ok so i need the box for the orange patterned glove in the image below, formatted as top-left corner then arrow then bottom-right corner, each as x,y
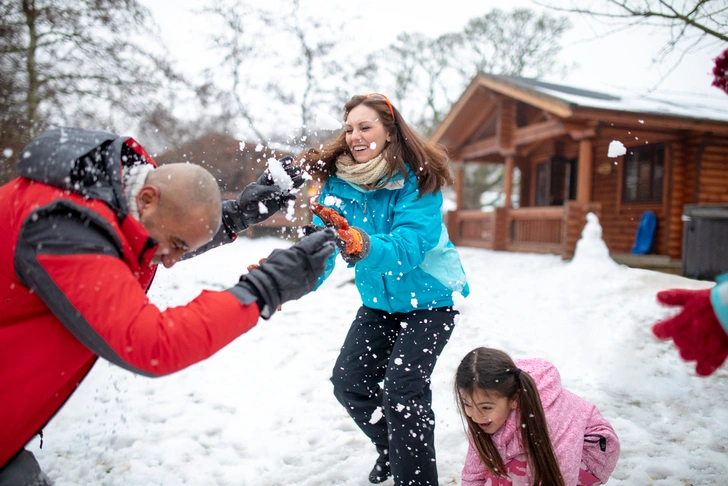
310,202 -> 370,263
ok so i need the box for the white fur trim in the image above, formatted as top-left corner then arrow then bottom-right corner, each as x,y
123,164 -> 154,220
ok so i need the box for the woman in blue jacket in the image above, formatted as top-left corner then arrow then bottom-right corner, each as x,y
301,93 -> 469,485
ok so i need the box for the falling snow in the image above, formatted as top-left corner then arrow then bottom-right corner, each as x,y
25,217 -> 728,485
369,406 -> 384,424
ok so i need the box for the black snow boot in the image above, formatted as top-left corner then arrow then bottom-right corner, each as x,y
368,450 -> 391,484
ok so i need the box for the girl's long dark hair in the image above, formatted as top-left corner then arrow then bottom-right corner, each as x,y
298,94 -> 453,195
454,348 -> 565,486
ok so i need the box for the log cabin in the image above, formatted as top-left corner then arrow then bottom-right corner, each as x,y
432,73 -> 728,275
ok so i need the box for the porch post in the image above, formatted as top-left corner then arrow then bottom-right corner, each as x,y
504,156 -> 515,209
455,163 -> 464,210
577,138 -> 593,203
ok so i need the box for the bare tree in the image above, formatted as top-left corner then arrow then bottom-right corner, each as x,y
360,8 -> 571,134
201,0 -> 351,149
456,9 -> 572,80
0,0 -> 186,183
200,0 -> 271,144
273,0 -> 344,144
2,0 -> 184,138
535,0 -> 728,83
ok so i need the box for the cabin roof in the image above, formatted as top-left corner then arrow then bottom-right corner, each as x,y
432,72 -> 728,148
498,74 -> 728,123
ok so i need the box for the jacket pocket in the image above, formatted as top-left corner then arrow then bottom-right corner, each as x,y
584,433 -> 607,452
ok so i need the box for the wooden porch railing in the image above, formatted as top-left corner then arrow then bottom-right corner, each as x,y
507,207 -> 565,254
447,209 -> 495,248
445,202 -> 601,259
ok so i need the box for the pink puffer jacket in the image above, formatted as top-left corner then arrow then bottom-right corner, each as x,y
461,358 -> 620,486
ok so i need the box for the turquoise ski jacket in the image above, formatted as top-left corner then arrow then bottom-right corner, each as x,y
314,168 -> 469,314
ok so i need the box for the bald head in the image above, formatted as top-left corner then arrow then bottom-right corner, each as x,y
145,163 -> 222,234
138,163 -> 222,267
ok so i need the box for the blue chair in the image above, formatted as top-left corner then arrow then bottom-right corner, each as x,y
632,210 -> 657,254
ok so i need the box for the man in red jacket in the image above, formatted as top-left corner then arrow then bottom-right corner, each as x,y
0,127 -> 336,485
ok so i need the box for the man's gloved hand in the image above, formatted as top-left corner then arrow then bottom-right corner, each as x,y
653,288 -> 728,376
301,224 -> 371,265
222,156 -> 306,235
235,228 -> 336,318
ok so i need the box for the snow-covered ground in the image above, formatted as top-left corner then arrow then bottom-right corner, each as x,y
28,216 -> 728,485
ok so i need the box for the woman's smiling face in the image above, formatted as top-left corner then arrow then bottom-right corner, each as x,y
461,388 -> 518,434
345,104 -> 391,163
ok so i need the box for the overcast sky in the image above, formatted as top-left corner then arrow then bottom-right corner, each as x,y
143,0 -> 722,100
133,0 -> 726,148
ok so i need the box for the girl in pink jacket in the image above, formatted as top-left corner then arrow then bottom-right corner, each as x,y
455,348 -> 619,486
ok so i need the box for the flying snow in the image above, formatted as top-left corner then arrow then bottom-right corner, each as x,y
607,140 -> 627,157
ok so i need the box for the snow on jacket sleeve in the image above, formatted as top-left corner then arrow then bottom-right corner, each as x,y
15,199 -> 261,377
357,176 -> 443,275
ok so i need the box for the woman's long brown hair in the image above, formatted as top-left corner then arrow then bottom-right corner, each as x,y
454,348 -> 565,486
298,94 -> 453,195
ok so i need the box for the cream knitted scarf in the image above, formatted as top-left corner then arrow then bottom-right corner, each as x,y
335,153 -> 390,188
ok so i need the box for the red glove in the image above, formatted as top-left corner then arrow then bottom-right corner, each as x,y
653,288 -> 728,376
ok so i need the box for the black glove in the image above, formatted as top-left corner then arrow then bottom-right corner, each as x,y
234,228 -> 336,318
221,156 -> 306,235
301,224 -> 371,265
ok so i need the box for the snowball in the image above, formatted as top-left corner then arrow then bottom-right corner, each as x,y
607,140 -> 626,158
2,148 -> 12,158
266,157 -> 293,192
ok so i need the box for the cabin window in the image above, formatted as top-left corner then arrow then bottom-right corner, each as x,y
622,144 -> 664,203
535,157 -> 577,206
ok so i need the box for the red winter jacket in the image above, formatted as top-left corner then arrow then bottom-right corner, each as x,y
0,128 -> 261,468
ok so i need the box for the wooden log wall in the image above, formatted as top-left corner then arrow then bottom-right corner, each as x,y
666,138 -> 690,260
665,135 -> 728,260
590,130 -> 677,255
698,141 -> 728,204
